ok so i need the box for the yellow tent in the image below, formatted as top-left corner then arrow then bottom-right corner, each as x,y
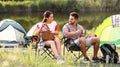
95,14 -> 120,46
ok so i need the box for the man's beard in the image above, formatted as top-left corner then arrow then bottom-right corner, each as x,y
69,22 -> 75,25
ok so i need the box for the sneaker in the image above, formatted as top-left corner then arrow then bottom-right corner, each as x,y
57,59 -> 64,64
56,56 -> 64,64
82,57 -> 90,63
92,57 -> 100,63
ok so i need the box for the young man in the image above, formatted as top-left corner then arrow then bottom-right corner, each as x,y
62,12 -> 100,63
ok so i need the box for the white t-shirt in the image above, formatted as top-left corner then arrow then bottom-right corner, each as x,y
37,21 -> 59,32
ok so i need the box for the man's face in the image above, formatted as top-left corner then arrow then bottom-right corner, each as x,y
69,15 -> 77,24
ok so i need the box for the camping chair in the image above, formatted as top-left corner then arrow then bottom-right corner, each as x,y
24,36 -> 33,47
62,37 -> 90,62
25,35 -> 55,60
35,36 -> 55,60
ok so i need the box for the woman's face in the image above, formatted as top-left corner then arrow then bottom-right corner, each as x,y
46,14 -> 54,22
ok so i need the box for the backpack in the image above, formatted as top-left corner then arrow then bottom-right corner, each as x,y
100,43 -> 119,63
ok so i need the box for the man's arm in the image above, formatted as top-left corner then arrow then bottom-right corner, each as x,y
65,30 -> 82,37
81,30 -> 86,37
62,25 -> 82,38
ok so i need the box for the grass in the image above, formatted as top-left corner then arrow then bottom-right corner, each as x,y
0,45 -> 120,67
0,30 -> 120,67
0,46 -> 80,67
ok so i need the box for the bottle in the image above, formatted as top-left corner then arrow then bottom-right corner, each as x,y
38,33 -> 45,50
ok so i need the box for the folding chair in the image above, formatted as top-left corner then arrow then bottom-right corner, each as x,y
37,38 -> 56,60
24,36 -> 33,47
62,37 -> 90,62
25,35 -> 55,60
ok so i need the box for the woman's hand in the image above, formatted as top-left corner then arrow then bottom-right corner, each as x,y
42,23 -> 46,26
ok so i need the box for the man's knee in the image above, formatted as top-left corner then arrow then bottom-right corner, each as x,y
79,37 -> 86,42
79,37 -> 86,46
94,37 -> 100,43
91,37 -> 100,45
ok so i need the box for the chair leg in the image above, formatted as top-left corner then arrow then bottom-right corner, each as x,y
64,46 -> 81,62
39,48 -> 55,60
34,47 -> 37,56
65,46 -> 91,62
63,45 -> 65,55
71,51 -> 78,59
71,51 -> 82,62
43,48 -> 55,59
75,51 -> 83,62
75,46 -> 91,62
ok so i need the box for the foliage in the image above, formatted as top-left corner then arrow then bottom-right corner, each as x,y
0,0 -> 120,13
1,11 -> 118,32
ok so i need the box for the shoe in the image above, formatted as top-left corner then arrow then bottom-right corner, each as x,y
82,57 -> 90,63
57,59 -> 64,64
56,55 -> 64,64
92,57 -> 100,63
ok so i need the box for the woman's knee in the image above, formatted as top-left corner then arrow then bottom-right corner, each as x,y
49,41 -> 55,44
54,37 -> 60,41
45,40 -> 55,46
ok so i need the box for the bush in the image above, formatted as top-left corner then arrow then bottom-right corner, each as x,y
0,3 -> 5,13
0,0 -> 119,13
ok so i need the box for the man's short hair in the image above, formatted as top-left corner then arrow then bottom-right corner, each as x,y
70,12 -> 79,19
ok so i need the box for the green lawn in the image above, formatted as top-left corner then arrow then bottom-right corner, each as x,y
0,45 -> 120,67
0,30 -> 120,67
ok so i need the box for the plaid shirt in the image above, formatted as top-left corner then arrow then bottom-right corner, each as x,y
62,23 -> 85,40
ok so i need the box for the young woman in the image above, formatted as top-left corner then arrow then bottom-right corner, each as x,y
34,10 -> 64,63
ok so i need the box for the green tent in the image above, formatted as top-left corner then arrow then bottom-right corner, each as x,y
95,14 -> 120,46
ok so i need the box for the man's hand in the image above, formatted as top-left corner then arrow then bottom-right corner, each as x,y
76,30 -> 82,35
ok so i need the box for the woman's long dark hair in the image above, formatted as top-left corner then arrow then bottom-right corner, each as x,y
42,10 -> 53,23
